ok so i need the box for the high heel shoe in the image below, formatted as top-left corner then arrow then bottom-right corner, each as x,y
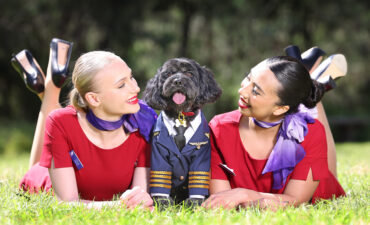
301,46 -> 326,73
310,54 -> 347,81
317,75 -> 337,92
50,38 -> 73,88
284,45 -> 302,61
285,45 -> 326,72
11,50 -> 45,94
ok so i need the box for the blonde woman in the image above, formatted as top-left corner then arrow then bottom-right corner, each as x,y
13,39 -> 156,209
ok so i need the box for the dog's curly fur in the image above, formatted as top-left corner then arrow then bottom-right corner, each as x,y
143,58 -> 222,120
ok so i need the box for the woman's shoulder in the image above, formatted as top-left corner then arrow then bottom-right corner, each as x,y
48,105 -> 78,124
210,110 -> 241,127
209,110 -> 241,138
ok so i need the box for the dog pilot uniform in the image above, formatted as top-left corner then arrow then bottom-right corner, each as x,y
150,111 -> 211,202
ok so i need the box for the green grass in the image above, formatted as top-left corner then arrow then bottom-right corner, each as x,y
0,143 -> 369,225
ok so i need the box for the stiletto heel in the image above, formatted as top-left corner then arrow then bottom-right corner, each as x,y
317,75 -> 337,92
11,50 -> 45,94
311,54 -> 347,80
311,54 -> 347,92
301,47 -> 326,72
50,38 -> 73,88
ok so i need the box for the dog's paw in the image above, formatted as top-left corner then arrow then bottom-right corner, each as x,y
153,196 -> 174,210
184,197 -> 204,208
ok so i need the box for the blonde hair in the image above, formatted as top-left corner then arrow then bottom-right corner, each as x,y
69,51 -> 121,112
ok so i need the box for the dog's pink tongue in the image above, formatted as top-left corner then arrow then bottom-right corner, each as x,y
173,92 -> 186,105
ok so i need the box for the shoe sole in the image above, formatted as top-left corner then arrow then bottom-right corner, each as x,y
311,54 -> 347,80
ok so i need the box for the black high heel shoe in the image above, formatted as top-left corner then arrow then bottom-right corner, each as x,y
284,45 -> 326,72
50,38 -> 73,88
301,47 -> 326,72
11,50 -> 45,94
284,45 -> 302,61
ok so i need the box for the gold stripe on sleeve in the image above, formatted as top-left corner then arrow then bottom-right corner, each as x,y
150,179 -> 172,184
150,171 -> 172,175
189,176 -> 210,180
150,174 -> 172,179
189,180 -> 210,184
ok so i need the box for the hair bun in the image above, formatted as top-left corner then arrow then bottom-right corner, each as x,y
303,80 -> 325,108
70,87 -> 88,112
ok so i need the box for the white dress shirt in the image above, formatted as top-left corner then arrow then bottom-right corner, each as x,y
161,110 -> 201,144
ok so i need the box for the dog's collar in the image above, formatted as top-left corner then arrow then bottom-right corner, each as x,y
182,111 -> 195,117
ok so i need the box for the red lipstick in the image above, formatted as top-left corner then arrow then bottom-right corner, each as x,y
128,95 -> 139,104
238,98 -> 249,109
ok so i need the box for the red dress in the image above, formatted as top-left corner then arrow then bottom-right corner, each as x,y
20,106 -> 150,201
210,110 -> 345,203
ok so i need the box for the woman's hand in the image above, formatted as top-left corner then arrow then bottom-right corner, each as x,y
202,188 -> 250,209
120,186 -> 154,210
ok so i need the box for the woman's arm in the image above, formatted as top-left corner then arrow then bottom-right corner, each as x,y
131,167 -> 150,191
120,167 -> 153,209
48,159 -> 79,201
49,164 -> 153,209
49,159 -> 122,209
209,179 -> 232,194
203,169 -> 318,209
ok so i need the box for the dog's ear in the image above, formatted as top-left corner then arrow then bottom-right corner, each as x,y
194,66 -> 222,107
143,68 -> 168,110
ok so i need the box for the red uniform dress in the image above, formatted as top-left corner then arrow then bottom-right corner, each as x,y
20,106 -> 150,201
210,110 -> 345,203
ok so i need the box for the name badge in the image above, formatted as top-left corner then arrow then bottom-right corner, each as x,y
69,150 -> 83,170
219,163 -> 235,176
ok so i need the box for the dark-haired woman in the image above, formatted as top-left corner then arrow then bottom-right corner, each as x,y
203,56 -> 345,209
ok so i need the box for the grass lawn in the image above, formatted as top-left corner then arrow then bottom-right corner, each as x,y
0,142 -> 369,225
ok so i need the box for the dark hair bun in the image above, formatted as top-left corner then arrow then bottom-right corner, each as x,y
303,80 -> 325,108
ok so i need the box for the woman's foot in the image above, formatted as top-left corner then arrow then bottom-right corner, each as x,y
11,50 -> 45,100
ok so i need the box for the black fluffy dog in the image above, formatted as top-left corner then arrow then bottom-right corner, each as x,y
143,58 -> 222,207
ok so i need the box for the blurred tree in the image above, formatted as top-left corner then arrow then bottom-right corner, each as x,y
0,0 -> 369,140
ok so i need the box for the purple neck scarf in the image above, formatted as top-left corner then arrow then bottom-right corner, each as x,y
86,99 -> 157,142
253,110 -> 315,189
252,118 -> 283,128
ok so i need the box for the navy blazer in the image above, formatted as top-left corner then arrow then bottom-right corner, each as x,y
150,111 -> 211,200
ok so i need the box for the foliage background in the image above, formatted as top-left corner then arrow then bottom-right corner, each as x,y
0,0 -> 369,148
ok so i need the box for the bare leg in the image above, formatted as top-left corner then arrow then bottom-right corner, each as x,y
316,102 -> 337,177
308,56 -> 338,178
28,47 -> 66,168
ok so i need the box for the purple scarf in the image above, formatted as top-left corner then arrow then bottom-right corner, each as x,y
86,99 -> 157,142
253,109 -> 315,189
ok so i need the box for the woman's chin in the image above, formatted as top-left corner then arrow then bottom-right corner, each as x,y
238,107 -> 251,116
124,103 -> 140,114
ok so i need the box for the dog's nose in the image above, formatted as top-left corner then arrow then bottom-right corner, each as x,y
174,78 -> 182,86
